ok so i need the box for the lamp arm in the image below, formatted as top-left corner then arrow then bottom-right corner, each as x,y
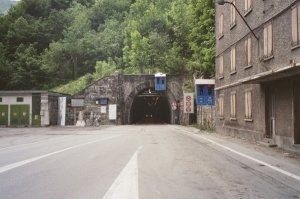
229,2 -> 259,40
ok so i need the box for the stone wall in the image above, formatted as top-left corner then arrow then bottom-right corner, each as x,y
196,106 -> 215,129
121,74 -> 184,124
66,72 -> 185,125
66,72 -> 121,126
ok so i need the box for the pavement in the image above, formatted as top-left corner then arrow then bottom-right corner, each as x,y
179,125 -> 300,161
0,125 -> 300,198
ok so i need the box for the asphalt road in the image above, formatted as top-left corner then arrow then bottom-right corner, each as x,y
0,125 -> 300,199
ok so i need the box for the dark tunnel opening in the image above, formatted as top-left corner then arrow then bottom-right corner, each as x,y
130,88 -> 171,124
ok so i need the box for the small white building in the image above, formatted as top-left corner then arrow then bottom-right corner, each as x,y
0,91 -> 67,127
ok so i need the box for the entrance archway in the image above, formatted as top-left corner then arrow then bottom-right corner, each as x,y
130,87 -> 171,124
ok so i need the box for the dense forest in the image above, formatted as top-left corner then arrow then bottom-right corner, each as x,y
0,0 -> 215,94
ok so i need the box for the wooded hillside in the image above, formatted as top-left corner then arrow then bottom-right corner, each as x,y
0,0 -> 215,93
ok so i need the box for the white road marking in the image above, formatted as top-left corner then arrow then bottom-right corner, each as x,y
102,146 -> 143,199
175,127 -> 300,181
0,135 -> 72,150
0,135 -> 124,174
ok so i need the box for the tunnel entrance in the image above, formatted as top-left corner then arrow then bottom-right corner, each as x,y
130,87 -> 171,124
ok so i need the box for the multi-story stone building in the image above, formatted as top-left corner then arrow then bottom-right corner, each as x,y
215,0 -> 300,148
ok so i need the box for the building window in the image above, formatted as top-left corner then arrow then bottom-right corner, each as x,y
245,89 -> 252,121
291,3 -> 300,47
230,46 -> 236,74
219,94 -> 224,119
219,55 -> 224,79
230,92 -> 236,120
244,0 -> 252,15
230,0 -> 236,28
263,22 -> 273,59
244,36 -> 252,67
17,97 -> 23,102
219,13 -> 224,39
0,97 -> 2,102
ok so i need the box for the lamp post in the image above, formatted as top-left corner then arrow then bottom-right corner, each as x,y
216,0 -> 258,40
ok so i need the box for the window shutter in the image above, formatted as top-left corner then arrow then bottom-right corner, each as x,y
230,94 -> 233,117
292,6 -> 298,44
248,91 -> 252,118
222,14 -> 224,35
248,37 -> 252,65
245,92 -> 248,118
231,93 -> 236,118
231,3 -> 233,25
219,56 -> 223,77
264,26 -> 268,57
233,47 -> 236,71
220,14 -> 224,37
298,5 -> 300,43
245,39 -> 248,65
231,1 -> 236,25
233,1 -> 236,22
222,96 -> 224,117
244,39 -> 248,66
268,23 -> 273,56
219,97 -> 221,116
231,48 -> 233,72
234,93 -> 236,118
219,95 -> 224,117
219,16 -> 221,36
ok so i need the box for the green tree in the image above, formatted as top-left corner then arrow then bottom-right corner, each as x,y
94,58 -> 117,79
187,0 -> 215,78
0,43 -> 10,89
7,44 -> 43,89
166,0 -> 192,75
127,30 -> 150,74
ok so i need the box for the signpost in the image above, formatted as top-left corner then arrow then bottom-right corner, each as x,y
183,93 -> 194,113
171,101 -> 177,110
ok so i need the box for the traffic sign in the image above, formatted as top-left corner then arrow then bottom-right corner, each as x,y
171,101 -> 177,110
183,93 -> 194,113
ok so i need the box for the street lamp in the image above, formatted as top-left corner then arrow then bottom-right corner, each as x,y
216,0 -> 258,40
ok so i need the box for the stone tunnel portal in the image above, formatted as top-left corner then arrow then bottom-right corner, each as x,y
130,88 -> 171,124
